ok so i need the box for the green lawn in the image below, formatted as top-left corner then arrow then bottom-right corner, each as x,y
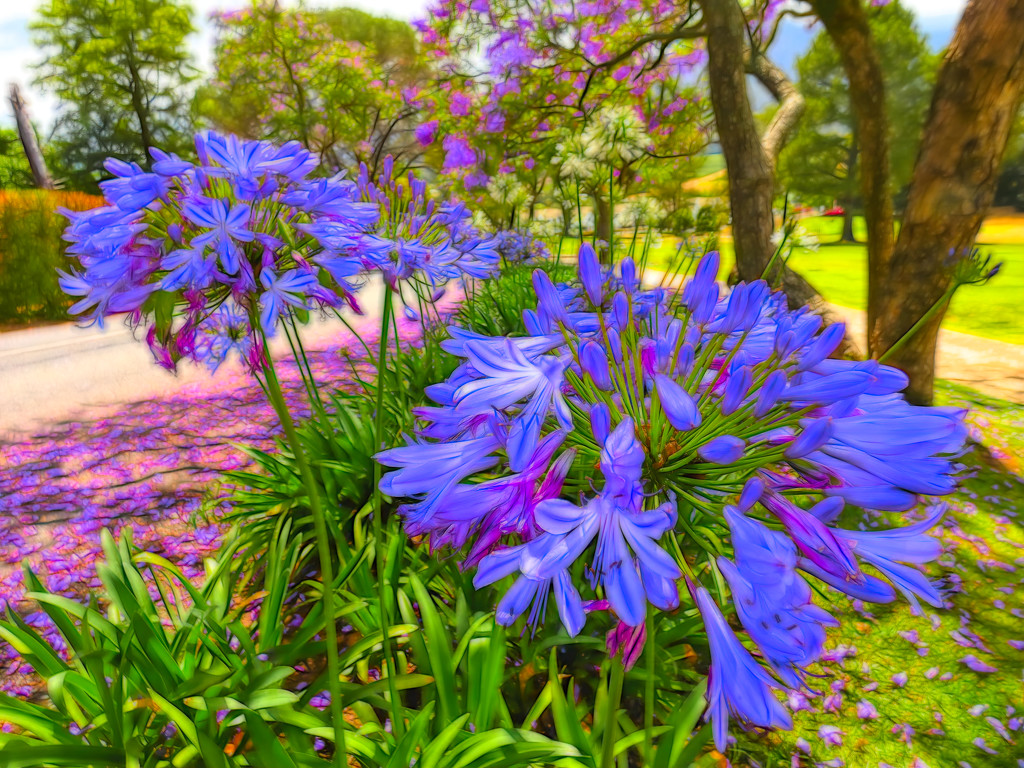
689,153 -> 726,177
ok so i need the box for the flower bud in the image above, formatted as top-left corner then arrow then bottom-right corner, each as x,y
755,369 -> 787,417
532,269 -> 569,326
808,497 -> 844,524
578,242 -> 604,306
620,257 -> 638,293
692,282 -> 720,325
785,418 -> 833,459
590,402 -> 611,444
738,477 -> 765,511
721,365 -> 753,415
522,308 -> 546,336
675,343 -> 695,377
612,291 -> 630,330
798,322 -> 845,371
606,327 -> 623,364
698,435 -> 745,464
782,371 -> 874,405
683,251 -> 719,310
654,374 -> 701,431
580,341 -> 612,390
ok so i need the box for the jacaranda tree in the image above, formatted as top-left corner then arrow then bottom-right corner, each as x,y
414,0 -> 709,241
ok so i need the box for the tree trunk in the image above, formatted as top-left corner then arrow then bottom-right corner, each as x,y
8,84 -> 54,190
840,209 -> 856,243
840,136 -> 859,243
124,47 -> 154,161
875,0 -> 1024,403
700,0 -> 775,280
700,0 -> 859,357
813,0 -> 896,353
561,202 -> 573,237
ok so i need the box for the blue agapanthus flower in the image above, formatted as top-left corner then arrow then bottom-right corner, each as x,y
340,156 -> 499,289
493,230 -> 551,264
378,245 -> 966,751
60,132 -> 496,373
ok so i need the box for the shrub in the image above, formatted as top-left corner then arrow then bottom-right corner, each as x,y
694,203 -> 724,234
0,190 -> 101,325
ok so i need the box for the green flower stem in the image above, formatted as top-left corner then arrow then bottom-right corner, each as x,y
389,291 -> 408,413
575,176 -> 585,246
627,223 -> 639,260
255,329 -> 347,766
669,503 -> 721,557
282,316 -> 329,426
878,283 -> 958,364
331,307 -> 377,366
640,226 -> 654,274
608,164 -> 615,264
644,613 -> 656,766
372,283 -> 405,739
600,659 -> 625,768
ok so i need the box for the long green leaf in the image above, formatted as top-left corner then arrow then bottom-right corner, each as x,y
407,575 -> 458,724
546,650 -> 593,764
242,711 -> 299,767
0,743 -> 125,767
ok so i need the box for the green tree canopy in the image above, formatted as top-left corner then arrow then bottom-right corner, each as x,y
0,130 -> 35,190
778,0 -> 936,234
198,3 -> 429,175
31,0 -> 197,189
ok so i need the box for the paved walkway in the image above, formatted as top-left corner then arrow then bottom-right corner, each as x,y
0,278 -> 386,441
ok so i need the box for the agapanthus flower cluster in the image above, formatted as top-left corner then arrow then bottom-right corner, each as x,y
378,244 -> 966,750
59,133 -> 496,371
492,230 -> 551,264
345,156 -> 499,290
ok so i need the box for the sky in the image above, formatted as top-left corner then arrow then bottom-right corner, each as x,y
0,0 -> 967,133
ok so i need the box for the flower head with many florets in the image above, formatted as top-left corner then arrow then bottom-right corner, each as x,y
378,243 -> 966,751
60,133 -> 497,372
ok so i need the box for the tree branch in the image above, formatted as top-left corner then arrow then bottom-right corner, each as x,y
745,50 -> 805,172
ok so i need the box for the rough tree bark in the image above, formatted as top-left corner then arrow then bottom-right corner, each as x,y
8,84 -> 55,190
700,0 -> 775,281
748,52 -> 806,173
879,0 -> 1024,403
813,0 -> 895,346
699,0 -> 858,354
817,0 -> 1024,403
